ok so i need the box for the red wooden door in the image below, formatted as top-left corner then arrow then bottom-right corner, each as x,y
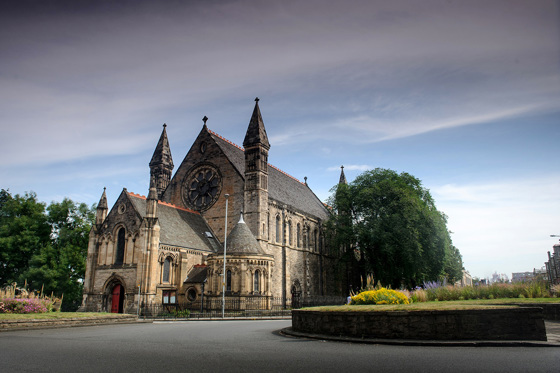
111,284 -> 122,313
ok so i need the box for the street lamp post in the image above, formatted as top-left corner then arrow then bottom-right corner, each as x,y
222,194 -> 229,318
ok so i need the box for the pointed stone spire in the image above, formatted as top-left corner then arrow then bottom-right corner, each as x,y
146,176 -> 158,218
96,187 -> 108,225
339,165 -> 347,185
150,124 -> 173,167
150,124 -> 174,200
243,97 -> 270,150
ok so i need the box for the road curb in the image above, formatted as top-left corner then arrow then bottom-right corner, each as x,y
280,326 -> 560,347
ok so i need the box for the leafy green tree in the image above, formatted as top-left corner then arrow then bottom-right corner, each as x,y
0,189 -> 50,286
327,168 -> 461,289
443,244 -> 463,284
1,189 -> 94,311
23,199 -> 94,311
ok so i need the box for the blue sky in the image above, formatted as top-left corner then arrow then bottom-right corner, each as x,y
1,0 -> 559,280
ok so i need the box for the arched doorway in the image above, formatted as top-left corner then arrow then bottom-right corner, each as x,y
111,284 -> 124,313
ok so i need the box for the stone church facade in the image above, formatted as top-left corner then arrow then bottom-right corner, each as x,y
81,99 -> 339,313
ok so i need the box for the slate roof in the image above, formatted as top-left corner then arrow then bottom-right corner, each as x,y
184,265 -> 208,284
218,214 -> 266,255
208,130 -> 329,221
128,193 -> 219,252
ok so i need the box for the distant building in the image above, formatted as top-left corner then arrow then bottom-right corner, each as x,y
455,269 -> 472,287
511,268 -> 547,283
512,272 -> 532,282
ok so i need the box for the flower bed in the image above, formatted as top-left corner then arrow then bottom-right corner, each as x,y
0,298 -> 53,314
351,288 -> 409,305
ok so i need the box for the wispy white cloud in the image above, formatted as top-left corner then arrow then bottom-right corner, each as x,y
431,176 -> 560,277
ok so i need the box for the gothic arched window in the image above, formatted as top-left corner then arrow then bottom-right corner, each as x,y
288,221 -> 293,246
314,229 -> 318,252
275,215 -> 281,243
115,228 -> 125,265
296,224 -> 301,248
226,270 -> 232,292
254,270 -> 260,293
163,257 -> 171,283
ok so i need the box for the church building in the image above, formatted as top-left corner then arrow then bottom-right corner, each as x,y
80,98 -> 339,313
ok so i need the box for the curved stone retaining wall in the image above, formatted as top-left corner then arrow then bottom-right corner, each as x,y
0,314 -> 139,332
292,307 -> 547,341
511,303 -> 560,321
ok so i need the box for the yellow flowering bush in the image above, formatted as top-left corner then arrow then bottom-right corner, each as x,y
351,288 -> 410,305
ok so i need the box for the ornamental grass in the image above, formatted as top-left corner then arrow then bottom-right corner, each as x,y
412,280 -> 551,302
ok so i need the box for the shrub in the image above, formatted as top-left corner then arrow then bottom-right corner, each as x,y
173,309 -> 190,318
351,288 -> 410,305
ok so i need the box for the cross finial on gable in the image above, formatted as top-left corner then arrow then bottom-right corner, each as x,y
163,123 -> 167,128
202,116 -> 208,126
255,97 -> 259,102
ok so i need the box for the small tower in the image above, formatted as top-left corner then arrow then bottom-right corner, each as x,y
149,124 -> 174,200
96,187 -> 108,225
206,212 -> 274,299
243,98 -> 270,241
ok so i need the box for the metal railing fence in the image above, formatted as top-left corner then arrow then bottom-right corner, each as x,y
138,295 -> 346,319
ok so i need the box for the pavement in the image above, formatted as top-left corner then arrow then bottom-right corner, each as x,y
5,320 -> 559,373
2,314 -> 560,347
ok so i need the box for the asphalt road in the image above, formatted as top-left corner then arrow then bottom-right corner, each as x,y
1,320 -> 559,372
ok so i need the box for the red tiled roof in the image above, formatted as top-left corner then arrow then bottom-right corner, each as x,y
128,192 -> 200,215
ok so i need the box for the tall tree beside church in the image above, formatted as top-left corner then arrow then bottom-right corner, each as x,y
23,199 -> 94,310
327,169 -> 461,289
0,190 -> 50,286
0,189 -> 94,311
